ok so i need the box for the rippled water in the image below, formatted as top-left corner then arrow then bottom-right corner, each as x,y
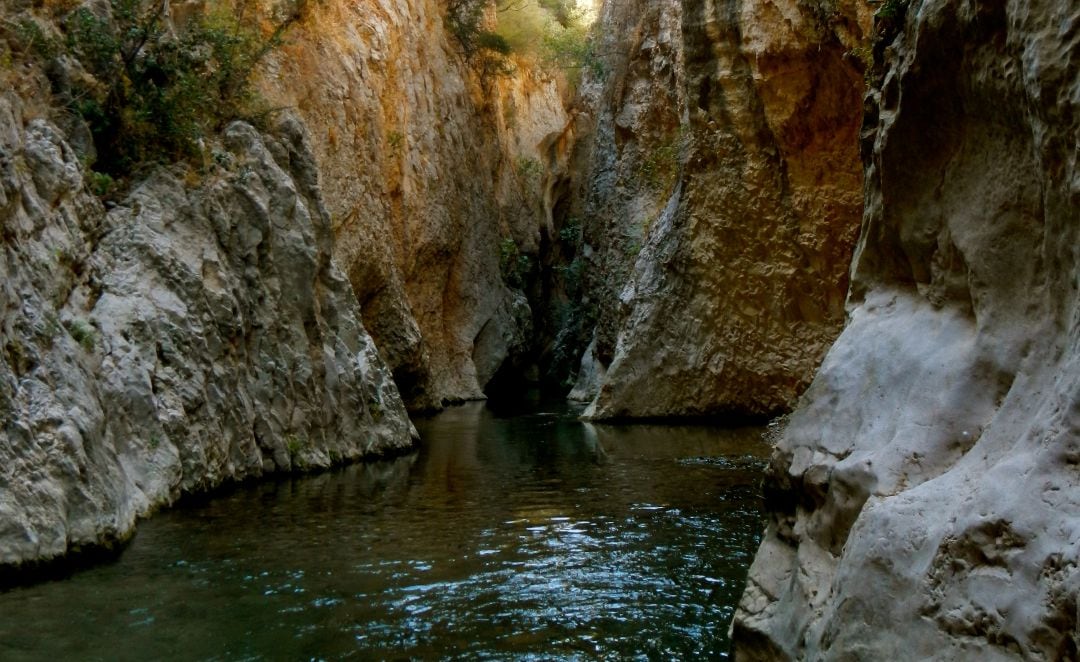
0,401 -> 770,660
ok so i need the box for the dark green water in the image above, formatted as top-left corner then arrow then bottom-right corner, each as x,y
0,401 -> 770,660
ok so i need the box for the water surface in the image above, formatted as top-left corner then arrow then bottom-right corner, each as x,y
0,401 -> 769,660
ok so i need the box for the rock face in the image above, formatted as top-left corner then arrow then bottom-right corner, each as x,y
733,0 -> 1079,656
0,94 -> 415,566
572,0 -> 870,419
259,0 -> 570,411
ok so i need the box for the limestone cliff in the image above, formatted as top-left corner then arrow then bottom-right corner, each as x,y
570,0 -> 870,419
258,0 -> 570,411
0,0 -> 577,566
733,0 -> 1079,656
0,88 -> 415,565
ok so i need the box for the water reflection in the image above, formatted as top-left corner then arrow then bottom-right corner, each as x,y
0,401 -> 769,660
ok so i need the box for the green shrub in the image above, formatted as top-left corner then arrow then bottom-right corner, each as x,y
516,155 -> 542,181
285,434 -> 308,466
368,399 -> 383,421
541,21 -> 602,80
87,170 -> 115,197
875,0 -> 908,20
45,0 -> 306,182
638,129 -> 685,190
476,30 -> 512,56
10,18 -> 59,60
446,0 -> 485,53
555,256 -> 585,295
450,0 -> 601,84
499,237 -> 532,289
65,318 -> 96,351
558,216 -> 581,243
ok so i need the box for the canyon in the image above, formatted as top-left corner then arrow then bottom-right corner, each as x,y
0,0 -> 1076,657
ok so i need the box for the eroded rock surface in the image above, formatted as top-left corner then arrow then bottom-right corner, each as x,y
0,97 -> 414,566
574,0 -> 870,419
733,0 -> 1079,656
259,0 -> 570,410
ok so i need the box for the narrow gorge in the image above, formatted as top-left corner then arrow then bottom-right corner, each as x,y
0,0 -> 1075,658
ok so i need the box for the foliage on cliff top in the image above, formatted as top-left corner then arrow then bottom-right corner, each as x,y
7,0 -> 309,183
447,0 -> 601,84
498,0 -> 599,73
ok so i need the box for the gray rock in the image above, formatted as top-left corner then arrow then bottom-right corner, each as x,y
0,99 -> 415,566
567,334 -> 606,403
733,0 -> 1080,656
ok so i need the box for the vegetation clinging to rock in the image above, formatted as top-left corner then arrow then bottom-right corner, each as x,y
447,0 -> 601,85
7,0 -> 308,183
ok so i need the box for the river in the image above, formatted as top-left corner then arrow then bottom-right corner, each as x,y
0,399 -> 770,660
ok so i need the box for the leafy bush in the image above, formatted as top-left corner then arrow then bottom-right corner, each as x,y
555,256 -> 585,295
87,170 -> 115,197
10,18 -> 59,60
476,30 -> 512,56
447,0 -> 517,81
33,0 -> 306,181
558,216 -> 581,243
448,0 -> 601,84
516,155 -> 542,181
499,238 -> 532,289
635,125 -> 686,190
875,0 -> 908,20
541,20 -> 602,79
65,318 -> 96,351
446,0 -> 486,53
285,434 -> 309,467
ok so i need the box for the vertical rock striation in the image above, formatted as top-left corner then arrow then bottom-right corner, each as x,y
258,0 -> 570,411
572,0 -> 871,419
0,92 -> 415,565
0,0 -> 575,567
734,0 -> 1079,656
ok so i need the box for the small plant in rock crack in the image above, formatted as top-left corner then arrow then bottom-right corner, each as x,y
874,0 -> 909,20
286,435 -> 305,456
499,238 -> 532,290
516,156 -> 543,182
368,398 -> 383,421
285,434 -> 309,467
638,130 -> 685,191
387,130 -> 405,152
87,170 -> 116,198
65,318 -> 96,351
555,256 -> 586,296
558,216 -> 582,244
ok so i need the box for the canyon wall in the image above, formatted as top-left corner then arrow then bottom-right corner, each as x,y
733,0 -> 1079,656
0,88 -> 415,565
569,0 -> 871,419
258,0 -> 570,411
0,0 -> 572,566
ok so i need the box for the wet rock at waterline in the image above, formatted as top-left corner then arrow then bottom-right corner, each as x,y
732,0 -> 1080,656
0,100 -> 414,566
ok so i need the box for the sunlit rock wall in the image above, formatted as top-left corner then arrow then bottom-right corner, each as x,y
259,0 -> 571,411
572,0 -> 870,419
733,0 -> 1079,656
